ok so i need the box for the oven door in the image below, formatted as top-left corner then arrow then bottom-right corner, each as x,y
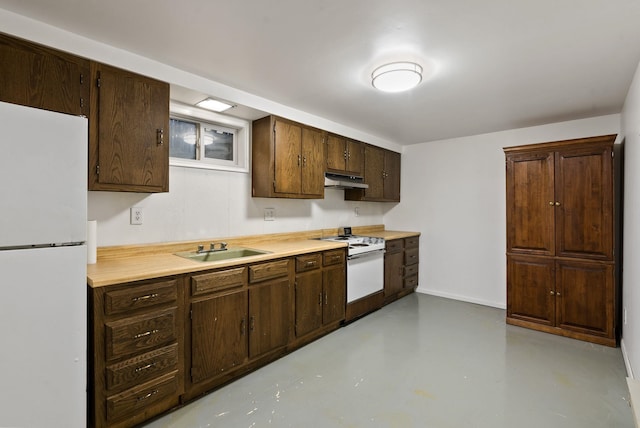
347,249 -> 384,303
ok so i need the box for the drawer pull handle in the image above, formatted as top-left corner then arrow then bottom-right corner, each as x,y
324,292 -> 328,305
134,362 -> 156,373
132,293 -> 158,302
137,389 -> 158,402
305,261 -> 316,267
134,329 -> 159,339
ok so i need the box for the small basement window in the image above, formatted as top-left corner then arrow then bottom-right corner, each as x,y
169,101 -> 249,173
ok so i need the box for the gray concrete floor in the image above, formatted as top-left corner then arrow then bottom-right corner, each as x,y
145,294 -> 632,428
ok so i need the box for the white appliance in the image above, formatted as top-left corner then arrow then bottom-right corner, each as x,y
321,234 -> 385,302
0,101 -> 88,428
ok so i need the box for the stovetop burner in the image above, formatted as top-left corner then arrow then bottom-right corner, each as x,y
321,234 -> 385,256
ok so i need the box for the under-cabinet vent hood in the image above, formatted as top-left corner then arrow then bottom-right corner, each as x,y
324,172 -> 369,189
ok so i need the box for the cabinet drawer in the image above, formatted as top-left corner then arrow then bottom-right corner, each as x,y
106,308 -> 177,360
191,267 -> 247,296
296,254 -> 321,272
405,248 -> 419,266
104,279 -> 177,316
385,239 -> 403,254
404,236 -> 419,249
106,371 -> 179,422
404,264 -> 419,277
249,259 -> 290,283
106,344 -> 178,391
404,275 -> 418,289
323,250 -> 344,266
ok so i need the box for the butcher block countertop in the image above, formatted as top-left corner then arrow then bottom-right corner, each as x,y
87,225 -> 420,288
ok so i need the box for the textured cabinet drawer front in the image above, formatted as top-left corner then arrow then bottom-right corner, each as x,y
404,236 -> 419,249
323,250 -> 344,266
296,254 -> 321,272
249,259 -> 290,283
404,275 -> 418,289
405,248 -> 419,265
385,239 -> 403,254
404,264 -> 419,277
106,343 -> 178,391
106,371 -> 178,422
106,308 -> 177,360
191,267 -> 247,296
104,279 -> 177,316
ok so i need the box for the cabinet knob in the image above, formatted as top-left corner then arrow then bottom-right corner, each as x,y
550,290 -> 555,295
549,201 -> 554,206
555,202 -> 561,206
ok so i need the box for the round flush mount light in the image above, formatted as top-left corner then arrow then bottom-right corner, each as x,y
371,62 -> 423,93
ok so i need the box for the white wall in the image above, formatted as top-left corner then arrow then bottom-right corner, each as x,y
88,167 -> 386,246
621,60 -> 640,378
384,114 -> 621,308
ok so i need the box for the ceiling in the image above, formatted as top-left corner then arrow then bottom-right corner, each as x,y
2,0 -> 640,145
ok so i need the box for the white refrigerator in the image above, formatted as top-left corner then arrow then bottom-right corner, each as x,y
0,101 -> 87,428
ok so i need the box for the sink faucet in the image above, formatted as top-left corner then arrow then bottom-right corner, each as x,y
208,242 -> 228,252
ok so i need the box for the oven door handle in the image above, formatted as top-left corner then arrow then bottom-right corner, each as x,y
347,248 -> 386,261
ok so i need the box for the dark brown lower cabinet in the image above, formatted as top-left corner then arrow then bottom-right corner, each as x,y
190,289 -> 248,384
507,255 -> 615,345
384,236 -> 419,304
294,249 -> 346,340
248,277 -> 290,359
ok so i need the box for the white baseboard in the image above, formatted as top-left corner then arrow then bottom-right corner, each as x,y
623,338 -> 634,379
416,286 -> 506,310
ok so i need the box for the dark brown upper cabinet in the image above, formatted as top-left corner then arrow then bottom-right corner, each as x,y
325,134 -> 363,176
0,33 -> 89,117
89,62 -> 170,192
252,115 -> 325,199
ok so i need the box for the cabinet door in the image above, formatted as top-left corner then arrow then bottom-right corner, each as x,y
190,290 -> 247,384
274,119 -> 302,194
506,151 -> 555,255
384,250 -> 404,298
383,150 -> 401,201
295,271 -> 323,337
90,63 -> 169,192
301,127 -> 324,197
323,264 -> 346,325
555,146 -> 613,260
346,140 -> 363,175
555,260 -> 614,338
506,255 -> 555,326
0,34 -> 89,116
326,134 -> 346,171
248,278 -> 290,359
364,145 -> 385,200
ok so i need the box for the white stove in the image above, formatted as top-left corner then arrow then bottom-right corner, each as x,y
321,234 -> 385,303
321,235 -> 385,257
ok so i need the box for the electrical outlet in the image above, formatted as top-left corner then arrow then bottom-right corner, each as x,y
264,208 -> 275,221
130,207 -> 143,225
354,207 -> 360,217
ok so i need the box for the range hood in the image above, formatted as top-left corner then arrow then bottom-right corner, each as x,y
324,172 -> 369,189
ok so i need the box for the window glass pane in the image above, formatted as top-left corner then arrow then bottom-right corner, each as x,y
170,118 -> 197,160
203,126 -> 234,161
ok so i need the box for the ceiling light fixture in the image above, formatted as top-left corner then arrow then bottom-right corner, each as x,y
195,98 -> 235,112
371,62 -> 423,93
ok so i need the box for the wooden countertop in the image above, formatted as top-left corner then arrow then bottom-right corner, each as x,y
87,225 -> 420,288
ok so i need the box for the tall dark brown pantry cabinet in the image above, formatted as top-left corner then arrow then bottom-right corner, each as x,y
504,135 -> 620,347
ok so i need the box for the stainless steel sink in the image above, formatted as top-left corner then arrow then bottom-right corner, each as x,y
175,247 -> 270,263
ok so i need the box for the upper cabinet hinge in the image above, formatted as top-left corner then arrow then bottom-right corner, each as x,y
96,165 -> 100,175
80,98 -> 84,108
96,77 -> 101,88
273,180 -> 276,191
80,73 -> 84,85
